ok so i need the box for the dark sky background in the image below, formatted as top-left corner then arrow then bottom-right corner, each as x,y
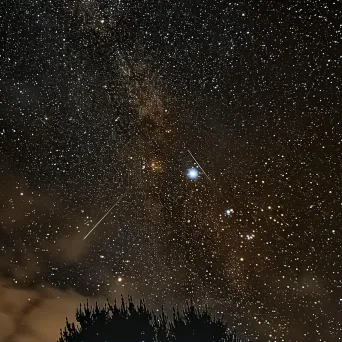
1,0 -> 341,341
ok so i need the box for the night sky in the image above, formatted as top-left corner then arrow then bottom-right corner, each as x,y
1,1 -> 341,341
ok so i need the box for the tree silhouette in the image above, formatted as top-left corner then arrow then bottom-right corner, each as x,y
58,296 -> 241,342
169,301 -> 233,342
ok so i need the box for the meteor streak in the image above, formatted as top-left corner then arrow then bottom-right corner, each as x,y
187,149 -> 213,185
187,149 -> 228,203
83,192 -> 126,240
277,213 -> 290,226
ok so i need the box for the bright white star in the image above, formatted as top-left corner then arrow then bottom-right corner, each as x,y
225,209 -> 234,216
187,168 -> 199,179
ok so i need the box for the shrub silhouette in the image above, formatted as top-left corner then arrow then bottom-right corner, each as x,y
58,296 -> 240,342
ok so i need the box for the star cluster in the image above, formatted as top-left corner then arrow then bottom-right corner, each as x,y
1,1 -> 341,341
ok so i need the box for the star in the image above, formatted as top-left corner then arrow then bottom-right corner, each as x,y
187,167 -> 199,179
225,209 -> 234,216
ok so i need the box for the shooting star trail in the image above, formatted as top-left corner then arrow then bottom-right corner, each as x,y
83,192 -> 126,240
274,232 -> 291,244
276,213 -> 290,226
187,149 -> 229,203
187,149 -> 213,184
250,212 -> 257,222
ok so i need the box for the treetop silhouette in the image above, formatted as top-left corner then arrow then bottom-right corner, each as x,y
58,295 -> 241,342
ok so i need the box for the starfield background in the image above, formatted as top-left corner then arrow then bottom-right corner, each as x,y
1,1 -> 341,341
